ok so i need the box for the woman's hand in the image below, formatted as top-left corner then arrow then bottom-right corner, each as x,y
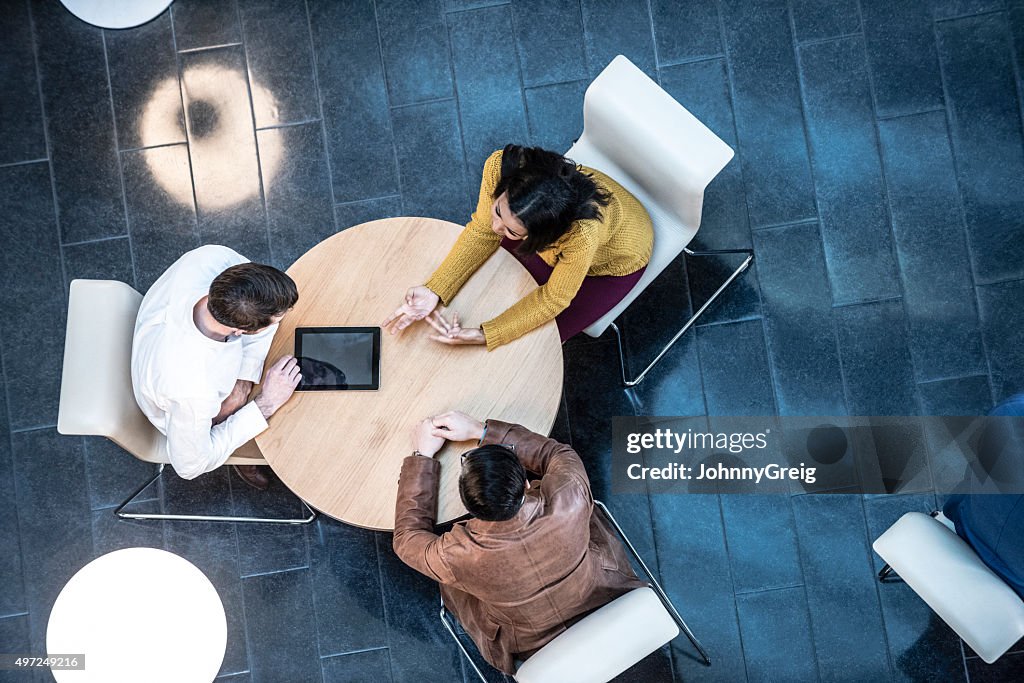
426,310 -> 486,346
383,286 -> 440,335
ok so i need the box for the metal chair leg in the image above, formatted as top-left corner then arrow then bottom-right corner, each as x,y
114,464 -> 317,524
595,500 -> 712,666
609,247 -> 753,387
440,593 -> 489,683
878,564 -> 898,582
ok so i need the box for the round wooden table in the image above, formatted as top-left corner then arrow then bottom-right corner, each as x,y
255,218 -> 564,530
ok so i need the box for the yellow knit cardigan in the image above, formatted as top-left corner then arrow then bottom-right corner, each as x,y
424,149 -> 653,349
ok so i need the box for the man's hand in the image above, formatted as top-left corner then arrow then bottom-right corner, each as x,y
383,285 -> 440,335
413,418 -> 446,457
254,355 -> 301,419
429,411 -> 484,442
425,310 -> 485,346
213,379 -> 254,425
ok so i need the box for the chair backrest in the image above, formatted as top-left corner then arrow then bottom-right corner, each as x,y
514,587 -> 679,683
873,511 -> 1024,664
57,279 -> 168,464
566,55 -> 735,337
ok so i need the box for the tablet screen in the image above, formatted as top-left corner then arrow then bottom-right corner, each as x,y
294,327 -> 380,391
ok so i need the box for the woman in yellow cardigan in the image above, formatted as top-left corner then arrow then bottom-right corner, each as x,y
383,145 -> 653,350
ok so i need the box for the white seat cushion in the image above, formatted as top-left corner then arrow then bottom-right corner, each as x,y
58,279 -> 166,463
873,511 -> 1024,663
514,587 -> 679,683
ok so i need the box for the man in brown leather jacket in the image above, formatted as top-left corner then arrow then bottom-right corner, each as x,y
393,410 -> 645,675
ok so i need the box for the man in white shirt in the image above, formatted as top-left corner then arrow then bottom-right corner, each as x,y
132,245 -> 301,490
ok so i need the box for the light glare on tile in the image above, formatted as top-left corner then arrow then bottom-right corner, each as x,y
139,68 -> 282,210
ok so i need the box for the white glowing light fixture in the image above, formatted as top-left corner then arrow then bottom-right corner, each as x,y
59,0 -> 175,30
47,547 -> 227,683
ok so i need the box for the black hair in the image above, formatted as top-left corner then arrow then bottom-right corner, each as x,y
493,144 -> 610,254
208,263 -> 299,332
459,444 -> 528,522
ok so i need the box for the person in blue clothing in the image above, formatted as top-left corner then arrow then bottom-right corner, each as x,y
942,392 -> 1024,598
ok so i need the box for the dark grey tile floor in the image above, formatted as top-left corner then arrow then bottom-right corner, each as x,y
1,0 -> 1023,681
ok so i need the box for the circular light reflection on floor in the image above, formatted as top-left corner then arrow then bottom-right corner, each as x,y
139,66 -> 282,211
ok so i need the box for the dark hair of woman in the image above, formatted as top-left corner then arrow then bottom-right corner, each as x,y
208,263 -> 299,332
493,144 -> 611,254
458,444 -> 528,522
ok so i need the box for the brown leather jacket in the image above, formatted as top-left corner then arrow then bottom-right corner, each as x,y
393,420 -> 645,674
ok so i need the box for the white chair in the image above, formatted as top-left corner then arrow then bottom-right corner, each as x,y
873,511 -> 1024,663
566,55 -> 753,386
440,501 -> 710,682
57,279 -> 315,524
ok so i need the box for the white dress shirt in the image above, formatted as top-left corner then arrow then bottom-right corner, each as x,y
131,245 -> 276,479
